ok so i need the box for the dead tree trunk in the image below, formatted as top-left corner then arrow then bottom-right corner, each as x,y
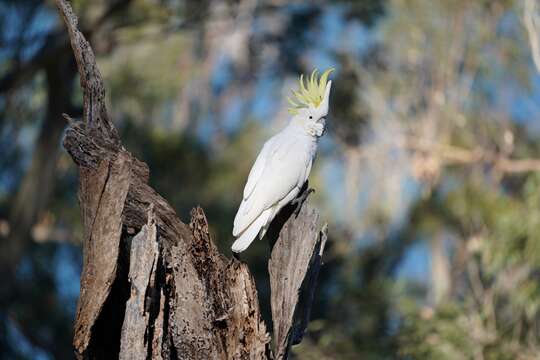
55,1 -> 328,359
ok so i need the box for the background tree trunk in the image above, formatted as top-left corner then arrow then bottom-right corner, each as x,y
55,1 -> 328,359
0,50 -> 76,287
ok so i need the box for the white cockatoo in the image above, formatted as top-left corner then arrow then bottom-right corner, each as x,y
232,68 -> 333,252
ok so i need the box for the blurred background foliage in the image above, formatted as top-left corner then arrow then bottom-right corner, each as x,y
2,0 -> 540,358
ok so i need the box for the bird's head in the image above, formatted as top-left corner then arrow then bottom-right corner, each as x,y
287,68 -> 333,137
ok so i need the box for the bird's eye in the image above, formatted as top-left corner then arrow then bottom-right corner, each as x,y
309,116 -> 313,119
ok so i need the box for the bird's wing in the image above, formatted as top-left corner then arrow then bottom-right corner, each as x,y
233,134 -> 310,236
243,137 -> 277,200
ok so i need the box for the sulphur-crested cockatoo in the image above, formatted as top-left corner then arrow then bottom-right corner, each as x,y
232,68 -> 333,252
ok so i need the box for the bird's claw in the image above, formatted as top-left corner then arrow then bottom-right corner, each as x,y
292,188 -> 315,217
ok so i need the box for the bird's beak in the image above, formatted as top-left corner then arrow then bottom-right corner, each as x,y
319,117 -> 327,136
320,80 -> 332,116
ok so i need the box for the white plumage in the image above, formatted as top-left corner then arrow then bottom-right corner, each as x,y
232,70 -> 332,252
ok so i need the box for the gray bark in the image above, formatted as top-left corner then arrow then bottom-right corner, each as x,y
268,204 -> 328,359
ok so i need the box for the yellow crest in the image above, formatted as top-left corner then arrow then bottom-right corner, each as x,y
287,68 -> 334,114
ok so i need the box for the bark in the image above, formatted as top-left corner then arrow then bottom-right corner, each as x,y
55,0 -> 328,359
268,204 -> 328,359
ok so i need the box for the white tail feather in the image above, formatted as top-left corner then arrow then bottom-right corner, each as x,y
231,209 -> 270,253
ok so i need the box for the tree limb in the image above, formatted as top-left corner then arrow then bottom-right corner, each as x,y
359,135 -> 540,175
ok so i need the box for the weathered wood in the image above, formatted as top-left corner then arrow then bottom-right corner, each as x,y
184,208 -> 271,359
120,208 -> 159,359
55,0 -> 120,145
56,0 -> 328,359
56,1 -> 271,358
292,224 -> 328,345
268,204 -> 328,360
54,4 -> 125,353
74,152 -> 132,354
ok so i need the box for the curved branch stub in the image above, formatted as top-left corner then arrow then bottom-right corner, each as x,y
55,0 -> 120,145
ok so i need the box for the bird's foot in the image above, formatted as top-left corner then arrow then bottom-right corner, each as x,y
291,188 -> 315,217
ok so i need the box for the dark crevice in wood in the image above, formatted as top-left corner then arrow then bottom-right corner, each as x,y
86,245 -> 130,359
145,253 -> 163,359
161,261 -> 176,359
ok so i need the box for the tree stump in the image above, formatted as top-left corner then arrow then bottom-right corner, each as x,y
55,1 -> 328,359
